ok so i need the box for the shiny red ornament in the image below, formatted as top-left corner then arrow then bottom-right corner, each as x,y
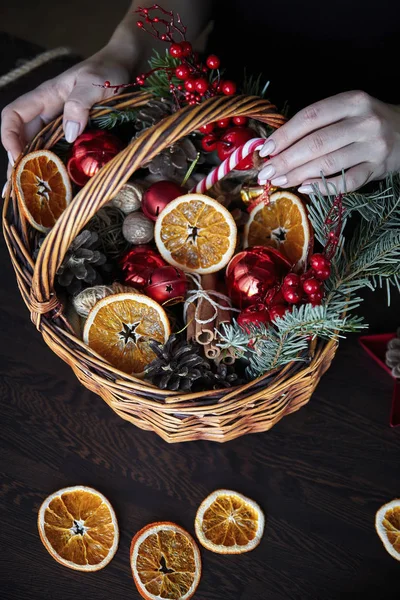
237,303 -> 270,332
145,265 -> 188,304
221,80 -> 237,95
67,130 -> 123,186
269,304 -> 288,322
175,64 -> 190,80
226,246 -> 291,309
142,181 -> 184,221
201,134 -> 218,152
217,126 -> 256,161
169,42 -> 183,57
206,55 -> 220,69
120,247 -> 166,290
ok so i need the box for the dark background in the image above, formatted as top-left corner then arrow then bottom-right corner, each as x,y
1,31 -> 400,600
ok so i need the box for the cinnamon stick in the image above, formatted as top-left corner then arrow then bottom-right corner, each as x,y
195,274 -> 218,346
186,300 -> 196,342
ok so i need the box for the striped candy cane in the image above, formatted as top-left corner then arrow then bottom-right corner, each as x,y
192,137 -> 265,194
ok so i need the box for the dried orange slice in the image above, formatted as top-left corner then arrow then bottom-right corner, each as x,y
195,489 -> 265,554
375,499 -> 400,560
83,293 -> 170,374
243,191 -> 311,270
130,522 -> 202,600
37,485 -> 118,571
14,149 -> 72,233
154,193 -> 237,274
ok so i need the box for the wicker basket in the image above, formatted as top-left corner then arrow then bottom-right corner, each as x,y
2,92 -> 338,443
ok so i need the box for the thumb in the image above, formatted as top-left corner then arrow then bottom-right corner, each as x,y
63,79 -> 106,143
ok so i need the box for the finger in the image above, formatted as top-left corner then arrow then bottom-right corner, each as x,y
258,117 -> 367,183
259,91 -> 372,158
63,76 -> 109,143
298,163 -> 375,195
262,142 -> 370,188
1,84 -> 64,160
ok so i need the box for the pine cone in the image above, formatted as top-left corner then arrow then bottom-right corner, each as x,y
134,98 -> 173,131
386,328 -> 400,378
205,363 -> 245,389
56,230 -> 107,295
145,334 -> 212,392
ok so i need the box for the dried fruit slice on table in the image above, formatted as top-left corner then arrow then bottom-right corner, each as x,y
195,489 -> 265,554
375,499 -> 400,560
13,149 -> 72,232
130,522 -> 202,600
243,191 -> 311,270
83,292 -> 170,375
37,485 -> 118,571
154,193 -> 237,274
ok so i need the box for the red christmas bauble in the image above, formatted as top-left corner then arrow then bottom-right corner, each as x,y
142,181 -> 184,221
217,127 -> 257,161
226,246 -> 291,308
120,246 -> 166,290
67,130 -> 123,186
145,265 -> 188,304
237,303 -> 270,332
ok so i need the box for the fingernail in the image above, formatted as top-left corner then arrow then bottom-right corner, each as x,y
270,176 -> 288,187
259,139 -> 275,158
298,185 -> 313,194
7,151 -> 14,166
258,164 -> 276,181
64,120 -> 80,143
2,180 -> 9,198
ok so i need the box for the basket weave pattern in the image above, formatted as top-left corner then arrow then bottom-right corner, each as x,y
2,92 -> 338,443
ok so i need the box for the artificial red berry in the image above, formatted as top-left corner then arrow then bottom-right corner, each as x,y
136,20 -> 144,27
282,287 -> 302,304
161,34 -> 167,41
136,76 -> 145,85
169,42 -> 183,58
233,116 -> 248,126
175,65 -> 190,80
221,80 -> 237,95
184,78 -> 196,92
199,123 -> 214,134
310,253 -> 330,271
206,55 -> 221,69
195,78 -> 209,94
314,266 -> 331,281
302,277 -> 321,295
308,290 -> 324,306
216,118 -> 231,129
104,80 -> 111,88
283,273 -> 300,288
180,41 -> 192,56
269,304 -> 288,321
201,134 -> 217,152
189,99 -> 197,105
152,17 -> 159,23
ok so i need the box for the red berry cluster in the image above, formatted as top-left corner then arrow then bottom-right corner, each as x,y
200,118 -> 256,161
282,254 -> 331,307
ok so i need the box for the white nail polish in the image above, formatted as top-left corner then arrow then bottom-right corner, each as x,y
64,121 -> 80,143
2,180 -> 9,198
7,151 -> 14,166
259,139 -> 275,158
270,176 -> 288,187
298,185 -> 313,194
258,164 -> 276,181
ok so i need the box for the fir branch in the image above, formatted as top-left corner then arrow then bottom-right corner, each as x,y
92,107 -> 138,129
141,49 -> 180,97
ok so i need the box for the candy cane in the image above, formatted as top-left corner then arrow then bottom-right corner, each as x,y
192,137 -> 265,194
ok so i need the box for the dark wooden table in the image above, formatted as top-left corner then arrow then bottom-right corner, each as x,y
1,36 -> 399,600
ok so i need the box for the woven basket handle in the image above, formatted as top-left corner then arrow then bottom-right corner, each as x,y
31,94 -> 285,324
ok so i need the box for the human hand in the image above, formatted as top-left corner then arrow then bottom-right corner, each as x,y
258,91 -> 400,194
1,46 -> 131,178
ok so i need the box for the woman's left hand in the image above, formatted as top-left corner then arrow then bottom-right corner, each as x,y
258,90 -> 400,194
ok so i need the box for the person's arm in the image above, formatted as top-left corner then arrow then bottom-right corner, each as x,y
1,0 -> 211,169
258,91 -> 400,194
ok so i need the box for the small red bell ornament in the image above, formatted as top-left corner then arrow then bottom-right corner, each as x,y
67,130 -> 123,186
120,246 -> 166,290
141,181 -> 185,221
145,265 -> 188,304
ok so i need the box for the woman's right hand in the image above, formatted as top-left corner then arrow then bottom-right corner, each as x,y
1,45 -> 132,168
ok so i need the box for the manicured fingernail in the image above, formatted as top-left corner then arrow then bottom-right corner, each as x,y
259,139 -> 275,158
258,164 -> 275,182
270,175 -> 288,187
64,120 -> 80,143
298,185 -> 313,194
7,151 -> 15,166
2,180 -> 9,198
